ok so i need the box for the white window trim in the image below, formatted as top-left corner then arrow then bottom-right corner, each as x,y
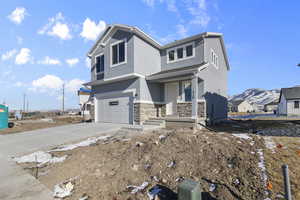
95,53 -> 104,75
110,39 -> 127,68
167,42 -> 195,64
211,48 -> 219,69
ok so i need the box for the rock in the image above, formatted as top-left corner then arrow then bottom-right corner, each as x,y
167,161 -> 176,168
135,142 -> 144,147
132,164 -> 139,171
161,178 -> 167,184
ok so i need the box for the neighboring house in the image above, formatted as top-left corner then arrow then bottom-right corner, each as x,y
264,101 -> 278,113
84,24 -> 230,125
278,87 -> 300,116
78,87 -> 93,119
230,100 -> 254,113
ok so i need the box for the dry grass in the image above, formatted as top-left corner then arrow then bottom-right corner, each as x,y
264,137 -> 300,199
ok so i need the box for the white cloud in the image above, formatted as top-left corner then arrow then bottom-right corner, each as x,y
80,18 -> 106,41
66,58 -> 79,67
48,22 -> 72,40
38,12 -> 72,40
15,48 -> 32,65
31,75 -> 64,92
186,0 -> 210,27
66,79 -> 84,92
8,7 -> 27,24
1,49 -> 17,61
85,57 -> 91,68
30,75 -> 84,94
176,24 -> 188,38
38,56 -> 61,65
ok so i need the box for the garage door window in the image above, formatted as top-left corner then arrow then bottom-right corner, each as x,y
109,101 -> 119,106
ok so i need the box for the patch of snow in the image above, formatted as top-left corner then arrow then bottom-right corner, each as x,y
14,151 -> 67,166
257,149 -> 267,185
50,135 -> 110,152
232,134 -> 252,140
53,182 -> 74,198
127,182 -> 149,194
264,137 -> 276,153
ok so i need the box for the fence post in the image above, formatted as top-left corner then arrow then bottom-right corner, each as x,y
282,164 -> 292,200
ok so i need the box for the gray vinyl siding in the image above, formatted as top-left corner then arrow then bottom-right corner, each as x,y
160,39 -> 204,71
197,37 -> 228,120
90,30 -> 134,81
92,78 -> 140,100
139,78 -> 164,102
133,35 -> 161,76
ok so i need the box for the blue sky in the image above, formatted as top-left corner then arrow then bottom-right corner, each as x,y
0,0 -> 299,110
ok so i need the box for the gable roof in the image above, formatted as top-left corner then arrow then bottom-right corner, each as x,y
280,87 -> 300,100
87,24 -> 230,70
87,24 -> 161,57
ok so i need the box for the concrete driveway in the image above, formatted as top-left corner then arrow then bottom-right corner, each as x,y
0,122 -> 123,200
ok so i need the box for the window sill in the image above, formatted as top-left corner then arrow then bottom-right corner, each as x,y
110,61 -> 127,68
167,55 -> 195,64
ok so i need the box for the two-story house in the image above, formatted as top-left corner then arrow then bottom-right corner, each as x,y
84,24 -> 230,125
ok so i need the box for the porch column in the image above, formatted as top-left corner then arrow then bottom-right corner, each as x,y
191,73 -> 198,119
94,96 -> 99,123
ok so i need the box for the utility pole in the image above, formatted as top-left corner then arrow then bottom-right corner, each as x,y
23,93 -> 26,113
27,100 -> 29,112
62,83 -> 65,114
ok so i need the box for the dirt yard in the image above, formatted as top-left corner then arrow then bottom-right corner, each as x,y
18,128 -> 268,200
264,136 -> 300,199
0,116 -> 82,135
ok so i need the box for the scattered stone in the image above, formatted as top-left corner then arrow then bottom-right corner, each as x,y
151,176 -> 159,182
79,193 -> 89,200
233,178 -> 240,185
136,142 -> 144,147
167,161 -> 176,168
209,183 -> 216,192
161,178 -> 167,184
132,164 -> 139,171
175,177 -> 184,182
159,135 -> 166,141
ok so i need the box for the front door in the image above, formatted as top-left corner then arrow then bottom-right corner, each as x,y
165,82 -> 178,116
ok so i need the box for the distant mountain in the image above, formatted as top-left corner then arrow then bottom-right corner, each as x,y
229,88 -> 280,106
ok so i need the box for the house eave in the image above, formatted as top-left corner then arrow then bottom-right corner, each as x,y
83,73 -> 144,87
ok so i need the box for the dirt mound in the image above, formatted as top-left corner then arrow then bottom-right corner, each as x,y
22,129 -> 266,200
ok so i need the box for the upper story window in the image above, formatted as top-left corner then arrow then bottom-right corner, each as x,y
167,42 -> 195,63
294,101 -> 299,109
95,54 -> 104,74
111,40 -> 126,67
211,49 -> 218,69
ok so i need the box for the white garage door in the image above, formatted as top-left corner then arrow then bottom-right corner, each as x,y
97,96 -> 131,124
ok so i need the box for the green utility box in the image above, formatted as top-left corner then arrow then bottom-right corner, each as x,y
178,179 -> 202,200
0,104 -> 8,130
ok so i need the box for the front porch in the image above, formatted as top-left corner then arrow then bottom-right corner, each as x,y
134,64 -> 208,125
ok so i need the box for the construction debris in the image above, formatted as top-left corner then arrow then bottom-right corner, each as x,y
53,182 -> 74,198
127,182 -> 149,194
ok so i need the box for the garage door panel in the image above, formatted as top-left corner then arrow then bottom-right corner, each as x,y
97,96 -> 131,124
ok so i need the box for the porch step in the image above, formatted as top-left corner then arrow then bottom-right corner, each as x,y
143,119 -> 166,127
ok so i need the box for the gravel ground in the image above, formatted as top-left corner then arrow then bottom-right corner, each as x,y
18,128 -> 267,200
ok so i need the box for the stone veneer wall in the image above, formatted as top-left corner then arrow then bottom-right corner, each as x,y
177,101 -> 206,118
134,103 -> 166,124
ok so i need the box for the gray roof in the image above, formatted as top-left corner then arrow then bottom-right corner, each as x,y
87,24 -> 230,70
280,87 -> 300,100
